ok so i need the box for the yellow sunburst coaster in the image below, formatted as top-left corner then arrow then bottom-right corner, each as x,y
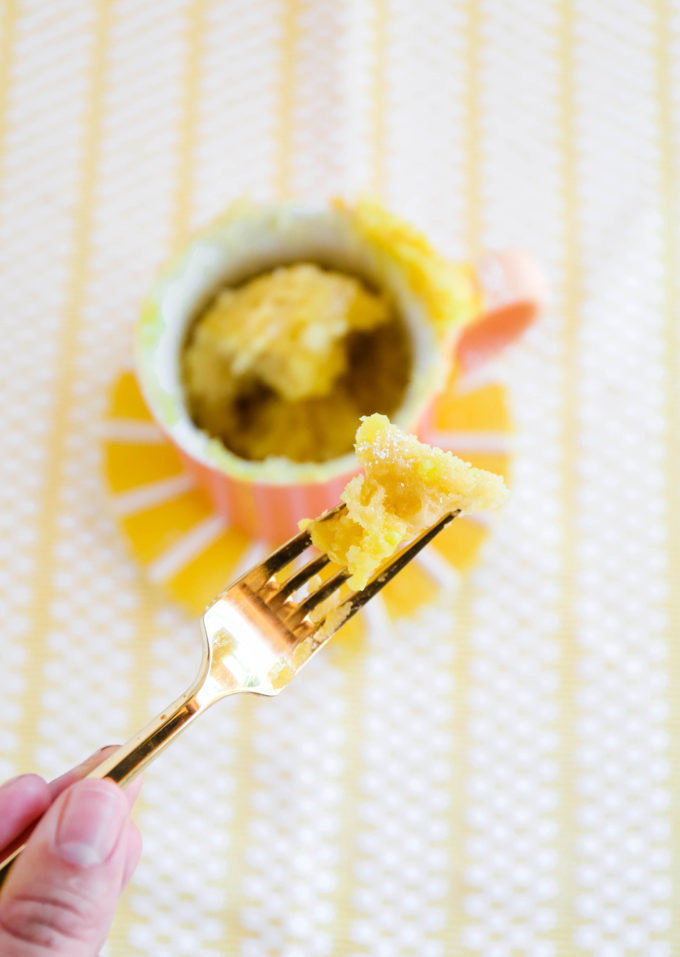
101,370 -> 511,649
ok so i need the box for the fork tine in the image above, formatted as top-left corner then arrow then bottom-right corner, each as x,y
314,511 -> 459,633
299,567 -> 350,613
314,502 -> 348,524
242,529 -> 312,586
242,502 -> 348,586
273,553 -> 332,602
280,567 -> 351,630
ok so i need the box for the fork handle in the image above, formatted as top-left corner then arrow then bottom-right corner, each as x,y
0,685 -> 211,887
84,687 -> 206,787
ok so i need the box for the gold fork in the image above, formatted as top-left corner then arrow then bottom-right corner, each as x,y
0,504 -> 457,883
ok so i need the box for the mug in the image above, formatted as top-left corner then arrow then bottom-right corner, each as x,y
135,199 -> 545,542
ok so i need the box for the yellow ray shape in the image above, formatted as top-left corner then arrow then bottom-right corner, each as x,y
433,382 -> 511,433
121,489 -> 215,564
104,441 -> 185,493
433,517 -> 488,574
166,528 -> 253,615
329,613 -> 366,658
110,371 -> 155,420
381,563 -> 439,618
457,451 -> 510,480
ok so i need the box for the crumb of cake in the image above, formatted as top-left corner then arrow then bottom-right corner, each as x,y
305,413 -> 508,589
292,636 -> 316,669
315,603 -> 351,641
267,659 -> 295,690
211,627 -> 236,657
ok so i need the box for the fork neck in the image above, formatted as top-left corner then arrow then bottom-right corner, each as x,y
85,684 -> 216,788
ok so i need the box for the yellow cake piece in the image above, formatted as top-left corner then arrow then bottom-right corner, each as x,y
184,262 -> 391,404
306,413 -> 508,588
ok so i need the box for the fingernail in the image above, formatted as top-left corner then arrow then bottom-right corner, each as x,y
54,781 -> 128,867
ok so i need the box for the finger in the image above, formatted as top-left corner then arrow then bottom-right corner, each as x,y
49,747 -> 143,810
48,747 -> 119,799
0,776 -> 51,850
0,779 -> 131,957
120,821 -> 142,892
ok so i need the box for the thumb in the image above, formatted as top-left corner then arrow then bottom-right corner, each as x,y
0,779 -> 133,956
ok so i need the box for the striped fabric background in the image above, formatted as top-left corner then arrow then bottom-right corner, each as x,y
0,1 -> 678,953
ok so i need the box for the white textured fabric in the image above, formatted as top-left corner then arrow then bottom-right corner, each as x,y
0,1 -> 678,954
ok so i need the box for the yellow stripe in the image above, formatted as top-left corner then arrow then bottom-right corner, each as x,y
463,0 -> 483,255
443,4 -> 485,946
443,582 -> 474,948
276,0 -> 298,199
218,695 -> 260,955
18,0 -> 113,766
370,0 -> 387,197
326,647 -> 366,955
222,2 -> 300,947
654,0 -> 680,940
173,0 -> 206,244
554,0 -> 579,950
330,4 -> 389,948
116,2 -> 209,949
0,0 -> 18,195
0,0 -> 20,767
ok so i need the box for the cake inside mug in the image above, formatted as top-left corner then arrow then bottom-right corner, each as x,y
137,198 -> 541,538
136,197 -> 487,490
181,261 -> 412,463
167,198 -> 482,470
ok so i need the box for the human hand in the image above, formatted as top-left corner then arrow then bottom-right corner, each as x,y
0,748 -> 142,956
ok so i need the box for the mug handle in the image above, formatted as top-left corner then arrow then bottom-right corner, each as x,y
456,250 -> 547,372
